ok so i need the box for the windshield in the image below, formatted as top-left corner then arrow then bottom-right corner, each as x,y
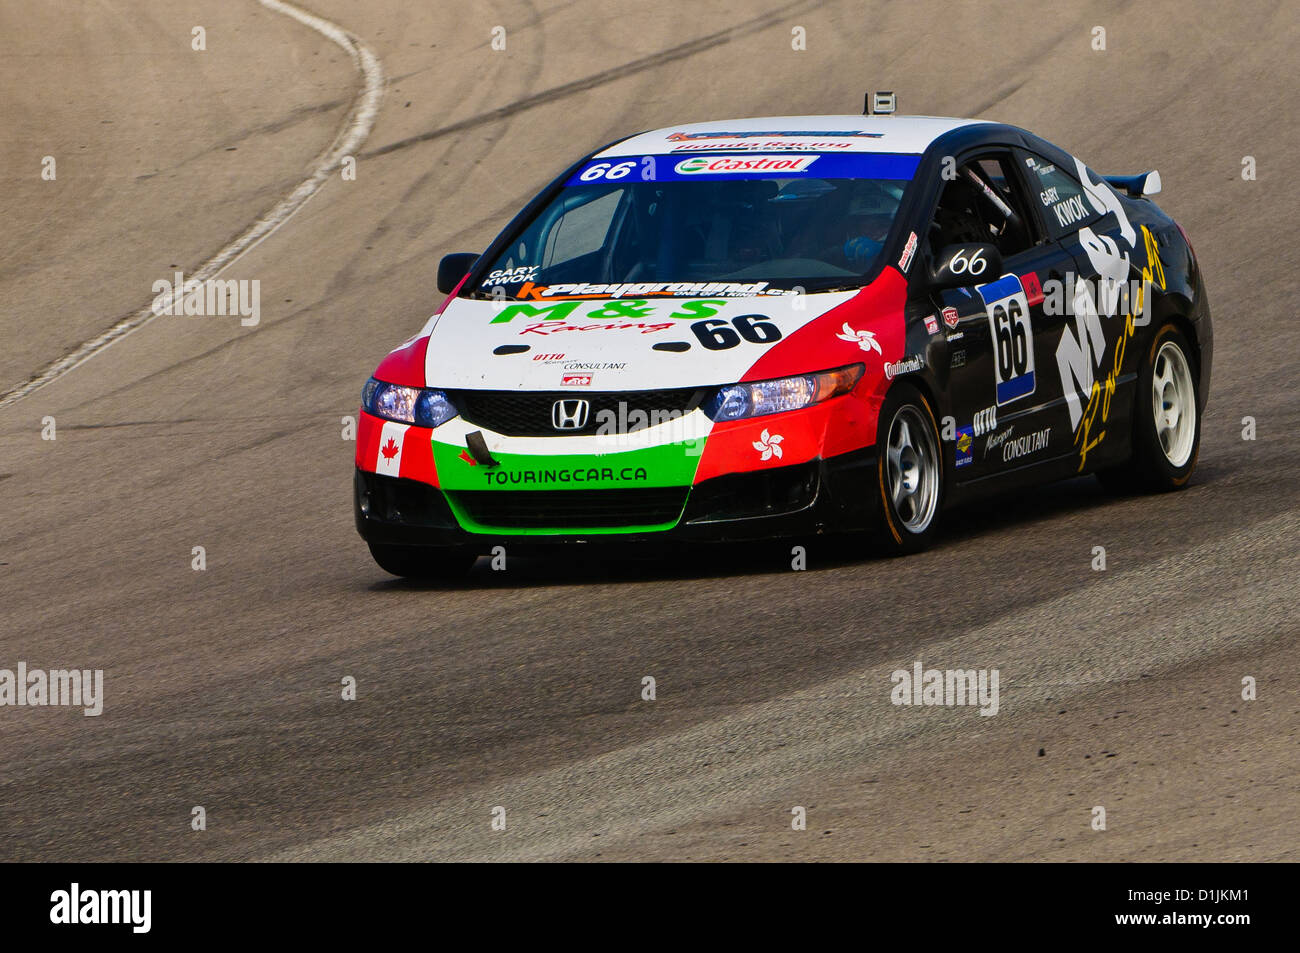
473,152 -> 918,300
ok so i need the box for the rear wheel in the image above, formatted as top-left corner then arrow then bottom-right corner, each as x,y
1098,323 -> 1201,493
367,542 -> 475,580
874,385 -> 943,554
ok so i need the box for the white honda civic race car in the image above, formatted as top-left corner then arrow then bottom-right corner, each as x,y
353,110 -> 1211,578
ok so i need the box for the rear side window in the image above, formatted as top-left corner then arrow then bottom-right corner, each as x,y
1020,151 -> 1098,237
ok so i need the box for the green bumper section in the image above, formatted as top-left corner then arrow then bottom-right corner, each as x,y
431,438 -> 706,535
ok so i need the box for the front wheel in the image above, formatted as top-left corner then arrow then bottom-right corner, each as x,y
1098,323 -> 1201,494
367,542 -> 476,580
873,384 -> 943,554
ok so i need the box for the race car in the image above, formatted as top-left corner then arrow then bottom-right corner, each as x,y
354,110 -> 1212,577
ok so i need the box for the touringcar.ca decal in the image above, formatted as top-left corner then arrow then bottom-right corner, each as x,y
977,274 -> 1036,406
481,465 -> 649,486
432,437 -> 704,491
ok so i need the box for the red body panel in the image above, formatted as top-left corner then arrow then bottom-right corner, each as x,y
356,411 -> 440,484
694,268 -> 908,480
373,333 -> 430,388
361,272 -> 906,487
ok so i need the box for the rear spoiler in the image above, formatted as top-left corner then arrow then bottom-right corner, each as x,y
1104,170 -> 1162,197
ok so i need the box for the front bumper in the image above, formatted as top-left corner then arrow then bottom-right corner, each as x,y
355,447 -> 878,551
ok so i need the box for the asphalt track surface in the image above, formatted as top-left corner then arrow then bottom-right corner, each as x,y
1,0 -> 1297,862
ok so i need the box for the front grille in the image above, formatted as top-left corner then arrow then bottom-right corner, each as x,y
449,488 -> 688,529
449,388 -> 707,437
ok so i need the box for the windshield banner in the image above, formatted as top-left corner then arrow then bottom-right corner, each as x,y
566,152 -> 920,186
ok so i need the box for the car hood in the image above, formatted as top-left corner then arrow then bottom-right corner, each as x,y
421,290 -> 863,391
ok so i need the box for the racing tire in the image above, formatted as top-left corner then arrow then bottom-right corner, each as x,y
367,542 -> 476,580
873,384 -> 944,555
1097,323 -> 1201,494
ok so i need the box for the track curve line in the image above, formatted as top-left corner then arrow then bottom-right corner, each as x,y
0,0 -> 384,410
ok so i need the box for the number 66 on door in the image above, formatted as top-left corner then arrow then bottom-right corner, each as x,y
978,274 -> 1036,406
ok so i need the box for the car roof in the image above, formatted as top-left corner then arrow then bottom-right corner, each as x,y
596,115 -> 988,157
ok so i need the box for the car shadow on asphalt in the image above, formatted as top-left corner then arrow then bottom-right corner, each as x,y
364,467 -> 1229,592
366,536 -> 860,591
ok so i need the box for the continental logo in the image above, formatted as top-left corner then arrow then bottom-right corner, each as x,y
884,355 -> 924,380
481,466 -> 650,487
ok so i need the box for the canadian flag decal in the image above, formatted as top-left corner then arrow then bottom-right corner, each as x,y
376,421 -> 408,476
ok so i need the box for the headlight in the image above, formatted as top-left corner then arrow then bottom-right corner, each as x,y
703,364 -> 863,421
362,378 -> 458,428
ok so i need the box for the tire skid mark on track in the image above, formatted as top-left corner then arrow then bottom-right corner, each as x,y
0,0 -> 384,411
360,0 -> 827,160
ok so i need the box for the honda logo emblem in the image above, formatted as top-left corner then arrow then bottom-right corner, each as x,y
551,398 -> 590,430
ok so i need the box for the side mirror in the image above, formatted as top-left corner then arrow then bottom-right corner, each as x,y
929,243 -> 1002,290
437,252 -> 479,295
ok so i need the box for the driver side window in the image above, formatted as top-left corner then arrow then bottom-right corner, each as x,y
542,189 -> 623,267
928,153 -> 1038,262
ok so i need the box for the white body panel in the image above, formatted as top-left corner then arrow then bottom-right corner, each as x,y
599,115 -> 983,158
423,292 -> 860,391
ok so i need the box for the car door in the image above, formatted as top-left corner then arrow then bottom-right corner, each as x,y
1015,147 -> 1148,473
923,150 -> 1076,481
